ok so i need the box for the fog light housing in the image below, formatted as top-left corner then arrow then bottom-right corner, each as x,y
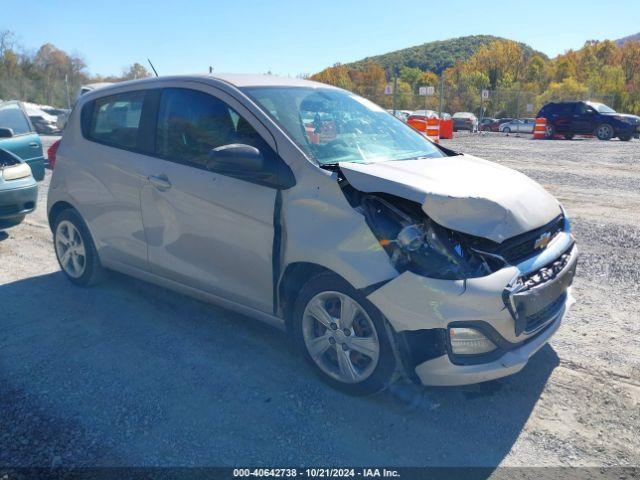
449,327 -> 497,355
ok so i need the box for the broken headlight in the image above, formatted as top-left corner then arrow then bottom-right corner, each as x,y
361,195 -> 492,280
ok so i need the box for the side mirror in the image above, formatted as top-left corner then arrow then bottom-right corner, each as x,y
0,127 -> 14,138
206,143 -> 265,175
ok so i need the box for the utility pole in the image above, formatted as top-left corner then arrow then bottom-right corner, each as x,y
64,74 -> 71,110
392,64 -> 399,115
438,74 -> 444,117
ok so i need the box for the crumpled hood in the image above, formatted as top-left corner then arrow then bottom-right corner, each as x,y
339,154 -> 562,243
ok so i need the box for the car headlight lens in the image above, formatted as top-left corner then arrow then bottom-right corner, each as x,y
2,163 -> 31,181
449,327 -> 497,355
360,195 -> 491,280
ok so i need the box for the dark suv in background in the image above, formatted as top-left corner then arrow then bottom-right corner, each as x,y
537,101 -> 640,141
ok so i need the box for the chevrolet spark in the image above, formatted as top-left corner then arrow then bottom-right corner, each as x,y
48,75 -> 577,395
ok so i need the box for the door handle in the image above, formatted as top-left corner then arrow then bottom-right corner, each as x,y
147,174 -> 172,190
29,142 -> 39,148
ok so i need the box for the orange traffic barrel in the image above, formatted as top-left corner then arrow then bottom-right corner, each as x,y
439,118 -> 453,139
407,116 -> 427,133
533,118 -> 547,139
426,117 -> 440,143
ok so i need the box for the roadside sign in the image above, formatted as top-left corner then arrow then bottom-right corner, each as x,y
481,89 -> 490,100
419,86 -> 435,96
526,103 -> 534,113
384,85 -> 393,95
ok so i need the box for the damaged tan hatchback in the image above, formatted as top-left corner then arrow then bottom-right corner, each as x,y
48,74 -> 578,395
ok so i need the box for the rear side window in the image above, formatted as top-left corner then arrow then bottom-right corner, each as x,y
87,92 -> 145,149
156,88 -> 269,169
0,103 -> 32,135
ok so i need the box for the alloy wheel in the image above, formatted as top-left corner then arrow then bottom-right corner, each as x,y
55,220 -> 87,278
302,291 -> 380,384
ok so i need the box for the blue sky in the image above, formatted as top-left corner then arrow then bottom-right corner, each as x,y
4,0 -> 639,77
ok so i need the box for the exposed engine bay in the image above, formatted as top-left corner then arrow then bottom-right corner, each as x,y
338,180 -> 502,280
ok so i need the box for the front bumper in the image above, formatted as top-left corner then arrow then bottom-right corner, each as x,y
367,230 -> 577,386
415,300 -> 569,386
0,181 -> 38,225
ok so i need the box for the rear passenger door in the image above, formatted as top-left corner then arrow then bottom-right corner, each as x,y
550,103 -> 573,134
0,102 -> 45,180
139,86 -> 281,313
74,90 -> 152,271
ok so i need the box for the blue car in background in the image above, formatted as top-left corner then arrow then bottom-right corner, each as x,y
538,101 -> 640,141
0,101 -> 42,229
0,101 -> 45,180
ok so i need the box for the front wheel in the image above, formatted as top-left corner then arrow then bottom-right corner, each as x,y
292,273 -> 397,396
595,123 -> 614,141
618,133 -> 632,141
545,124 -> 556,139
53,209 -> 104,286
564,133 -> 575,140
503,127 -> 511,134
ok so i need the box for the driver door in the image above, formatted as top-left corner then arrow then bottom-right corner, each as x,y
138,86 -> 280,313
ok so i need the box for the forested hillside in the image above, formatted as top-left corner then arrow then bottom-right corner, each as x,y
347,35 -> 543,74
311,38 -> 640,116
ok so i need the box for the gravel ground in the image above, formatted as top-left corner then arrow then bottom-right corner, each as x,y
0,134 -> 638,470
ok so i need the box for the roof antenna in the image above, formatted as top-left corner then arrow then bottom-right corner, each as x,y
209,66 -> 213,74
147,59 -> 159,77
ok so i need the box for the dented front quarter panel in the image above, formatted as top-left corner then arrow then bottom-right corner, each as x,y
280,165 -> 399,290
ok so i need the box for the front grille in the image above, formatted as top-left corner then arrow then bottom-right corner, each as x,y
464,214 -> 565,265
525,292 -> 566,333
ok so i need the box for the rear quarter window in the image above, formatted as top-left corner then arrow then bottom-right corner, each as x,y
83,91 -> 145,150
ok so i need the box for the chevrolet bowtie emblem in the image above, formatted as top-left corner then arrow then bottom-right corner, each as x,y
534,231 -> 552,250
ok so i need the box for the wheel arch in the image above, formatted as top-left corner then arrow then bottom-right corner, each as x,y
48,200 -> 75,231
279,262 -> 348,334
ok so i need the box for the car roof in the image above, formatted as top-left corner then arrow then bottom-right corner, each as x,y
86,74 -> 334,94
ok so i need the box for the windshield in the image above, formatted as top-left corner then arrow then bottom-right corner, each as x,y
242,87 -> 445,165
589,102 -> 616,114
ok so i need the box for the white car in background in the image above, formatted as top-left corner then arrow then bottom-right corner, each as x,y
23,103 -> 59,134
78,82 -> 113,98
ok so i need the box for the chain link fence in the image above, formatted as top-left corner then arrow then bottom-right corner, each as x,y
359,85 -> 619,119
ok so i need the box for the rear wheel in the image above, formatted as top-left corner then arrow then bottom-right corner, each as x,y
503,127 -> 511,134
53,209 -> 103,286
618,133 -> 632,141
564,133 -> 575,140
595,123 -> 614,141
292,273 -> 397,396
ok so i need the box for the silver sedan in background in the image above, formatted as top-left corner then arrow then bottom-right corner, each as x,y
499,118 -> 535,133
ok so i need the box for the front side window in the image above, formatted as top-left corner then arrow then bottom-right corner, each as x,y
88,92 -> 145,149
0,103 -> 32,135
243,87 -> 445,165
588,102 -> 616,114
156,88 -> 268,169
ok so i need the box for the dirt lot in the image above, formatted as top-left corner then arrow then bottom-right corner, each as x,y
1,134 -> 638,469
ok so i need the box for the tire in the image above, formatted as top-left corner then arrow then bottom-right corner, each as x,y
503,127 -> 511,134
564,133 -> 575,140
595,123 -> 614,141
53,208 -> 104,286
292,273 -> 397,396
618,133 -> 632,141
545,124 -> 555,139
